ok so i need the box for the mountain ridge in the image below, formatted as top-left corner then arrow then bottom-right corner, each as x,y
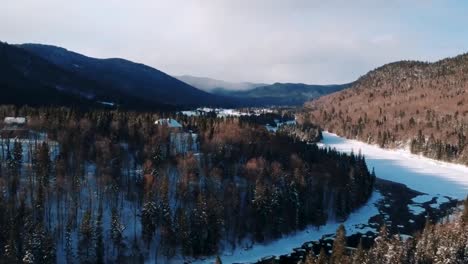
304,51 -> 468,164
19,43 -> 234,107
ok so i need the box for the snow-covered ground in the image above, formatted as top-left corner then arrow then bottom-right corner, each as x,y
265,119 -> 296,132
194,192 -> 382,264
181,108 -> 273,117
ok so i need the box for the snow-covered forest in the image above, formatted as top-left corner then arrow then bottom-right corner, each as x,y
0,106 -> 375,263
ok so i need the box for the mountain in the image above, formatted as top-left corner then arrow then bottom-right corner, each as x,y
175,75 -> 267,92
19,44 -> 232,107
304,53 -> 468,164
218,82 -> 351,106
0,41 -> 161,109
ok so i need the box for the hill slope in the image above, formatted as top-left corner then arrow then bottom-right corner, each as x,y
20,44 -> 232,107
304,53 -> 468,164
0,41 -> 168,109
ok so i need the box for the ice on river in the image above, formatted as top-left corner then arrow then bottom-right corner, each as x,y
319,132 -> 468,199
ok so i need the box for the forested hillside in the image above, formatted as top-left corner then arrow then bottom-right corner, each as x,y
304,53 -> 468,164
20,44 -> 231,107
0,42 -> 179,111
0,106 -> 374,263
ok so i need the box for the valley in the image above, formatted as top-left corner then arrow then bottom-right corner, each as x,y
1,4 -> 468,262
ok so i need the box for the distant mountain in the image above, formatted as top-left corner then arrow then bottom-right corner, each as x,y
304,52 -> 468,164
20,44 -> 232,107
175,75 -> 267,92
216,82 -> 352,106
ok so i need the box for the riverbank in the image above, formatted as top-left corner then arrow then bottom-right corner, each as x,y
256,178 -> 459,264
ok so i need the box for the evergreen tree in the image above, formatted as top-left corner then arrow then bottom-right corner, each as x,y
317,248 -> 328,264
95,203 -> 104,264
78,210 -> 95,263
65,217 -> 75,264
304,250 -> 317,264
330,224 -> 348,264
462,196 -> 468,225
111,208 -> 126,258
352,238 -> 367,264
141,200 -> 157,248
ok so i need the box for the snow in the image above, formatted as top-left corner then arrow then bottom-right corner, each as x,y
412,194 -> 433,204
319,132 -> 468,199
98,101 -> 115,106
4,116 -> 26,124
265,119 -> 297,133
408,204 -> 425,215
181,108 -> 274,118
195,191 -> 382,264
155,118 -> 183,128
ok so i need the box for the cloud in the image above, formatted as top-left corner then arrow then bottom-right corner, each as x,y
1,0 -> 467,84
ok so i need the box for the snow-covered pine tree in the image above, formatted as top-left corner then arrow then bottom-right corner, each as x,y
78,210 -> 95,263
330,224 -> 348,264
111,207 -> 126,258
316,247 -> 328,264
141,200 -> 157,248
303,249 -> 317,264
352,238 -> 368,264
95,202 -> 104,264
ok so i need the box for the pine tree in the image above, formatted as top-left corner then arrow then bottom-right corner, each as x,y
462,196 -> 468,225
175,207 -> 192,256
95,203 -> 104,264
111,207 -> 126,258
352,238 -> 367,264
304,249 -> 317,264
78,210 -> 95,263
29,223 -> 55,264
141,200 -> 157,248
369,224 -> 390,261
22,250 -> 34,263
317,248 -> 328,264
65,216 -> 75,264
330,224 -> 348,264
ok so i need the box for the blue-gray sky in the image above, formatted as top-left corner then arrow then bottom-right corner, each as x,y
1,0 -> 467,84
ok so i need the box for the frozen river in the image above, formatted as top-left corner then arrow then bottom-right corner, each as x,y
196,132 -> 468,264
320,132 -> 468,199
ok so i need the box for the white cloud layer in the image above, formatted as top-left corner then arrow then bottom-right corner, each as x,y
1,0 -> 467,84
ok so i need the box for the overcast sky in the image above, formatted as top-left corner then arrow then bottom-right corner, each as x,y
1,0 -> 468,84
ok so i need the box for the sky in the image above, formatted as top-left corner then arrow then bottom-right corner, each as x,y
1,0 -> 468,84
